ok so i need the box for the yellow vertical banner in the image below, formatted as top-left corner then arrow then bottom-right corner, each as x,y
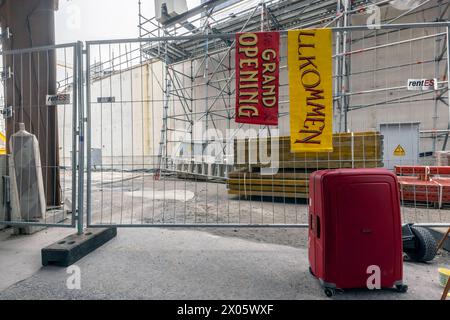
288,29 -> 333,153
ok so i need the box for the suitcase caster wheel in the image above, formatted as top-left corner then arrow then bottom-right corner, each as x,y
324,288 -> 335,297
309,267 -> 316,277
395,284 -> 408,293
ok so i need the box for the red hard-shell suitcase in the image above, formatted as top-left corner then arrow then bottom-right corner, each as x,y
308,169 -> 406,297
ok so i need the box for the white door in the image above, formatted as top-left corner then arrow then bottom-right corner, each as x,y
380,122 -> 420,170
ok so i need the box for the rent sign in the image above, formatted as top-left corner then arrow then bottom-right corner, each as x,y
407,78 -> 438,91
288,29 -> 333,153
235,32 -> 280,125
46,93 -> 71,106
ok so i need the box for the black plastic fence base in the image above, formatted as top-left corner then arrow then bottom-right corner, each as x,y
41,227 -> 117,267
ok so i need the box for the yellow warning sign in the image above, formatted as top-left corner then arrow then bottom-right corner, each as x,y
393,145 -> 406,157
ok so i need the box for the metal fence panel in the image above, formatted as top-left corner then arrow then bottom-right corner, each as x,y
0,42 -> 81,228
85,23 -> 450,228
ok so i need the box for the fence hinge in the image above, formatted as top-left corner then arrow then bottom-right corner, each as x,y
1,106 -> 13,119
1,66 -> 13,81
0,27 -> 12,41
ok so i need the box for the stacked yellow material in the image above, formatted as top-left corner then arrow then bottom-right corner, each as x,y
228,132 -> 383,199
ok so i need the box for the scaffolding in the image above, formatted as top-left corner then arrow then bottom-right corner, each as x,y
135,0 -> 450,177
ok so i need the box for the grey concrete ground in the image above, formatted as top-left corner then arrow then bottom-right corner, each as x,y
0,172 -> 448,300
0,227 -> 74,292
0,227 -> 448,300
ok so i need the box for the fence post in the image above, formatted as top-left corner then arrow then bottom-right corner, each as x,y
85,43 -> 92,228
447,24 -> 450,146
71,43 -> 79,228
77,41 -> 85,235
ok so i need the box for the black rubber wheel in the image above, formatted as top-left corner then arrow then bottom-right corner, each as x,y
309,267 -> 316,277
324,288 -> 335,297
395,284 -> 408,293
406,226 -> 437,262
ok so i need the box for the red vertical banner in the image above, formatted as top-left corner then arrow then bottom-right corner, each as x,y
235,32 -> 280,125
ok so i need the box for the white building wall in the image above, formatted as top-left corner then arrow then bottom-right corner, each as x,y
58,61 -> 164,170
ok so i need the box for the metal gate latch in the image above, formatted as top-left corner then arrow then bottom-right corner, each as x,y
1,106 -> 13,119
0,66 -> 13,81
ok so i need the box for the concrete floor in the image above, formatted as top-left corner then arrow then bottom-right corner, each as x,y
0,172 -> 448,300
0,227 -> 448,300
0,227 -> 74,292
